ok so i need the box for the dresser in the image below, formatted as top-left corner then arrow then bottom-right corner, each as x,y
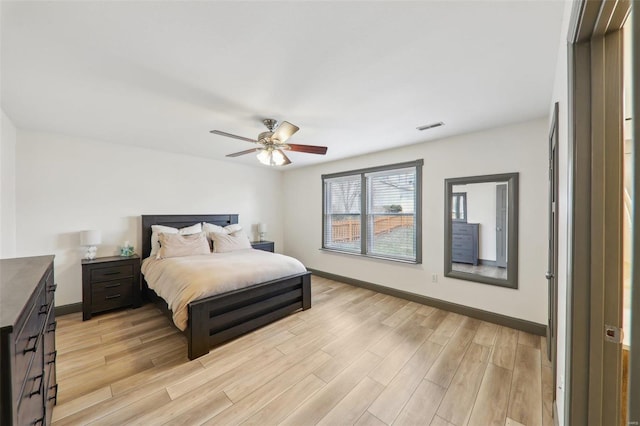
82,255 -> 141,321
451,222 -> 479,265
0,255 -> 57,426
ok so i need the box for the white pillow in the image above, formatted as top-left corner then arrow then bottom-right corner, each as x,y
224,224 -> 242,234
202,222 -> 225,234
156,232 -> 210,259
211,231 -> 252,253
150,223 -> 202,256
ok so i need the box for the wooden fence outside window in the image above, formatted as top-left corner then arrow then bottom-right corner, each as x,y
331,214 -> 413,242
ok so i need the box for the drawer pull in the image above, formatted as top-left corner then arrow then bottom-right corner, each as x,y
48,383 -> 59,404
105,294 -> 121,300
47,320 -> 57,333
48,283 -> 57,292
104,283 -> 121,289
29,373 -> 44,397
33,417 -> 44,425
103,271 -> 121,276
23,335 -> 39,354
39,303 -> 49,315
47,350 -> 58,364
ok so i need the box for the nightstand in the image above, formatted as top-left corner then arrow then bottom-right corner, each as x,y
81,255 -> 141,320
251,241 -> 275,252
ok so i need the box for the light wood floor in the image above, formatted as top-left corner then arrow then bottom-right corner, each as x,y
52,276 -> 553,426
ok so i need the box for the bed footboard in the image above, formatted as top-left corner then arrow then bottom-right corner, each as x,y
187,272 -> 311,360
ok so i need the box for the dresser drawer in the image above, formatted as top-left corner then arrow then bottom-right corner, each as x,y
45,369 -> 58,426
17,335 -> 44,425
13,287 -> 46,400
44,307 -> 56,367
452,224 -> 475,235
44,269 -> 56,306
91,264 -> 133,282
91,278 -> 134,313
452,247 -> 473,258
452,235 -> 472,248
17,384 -> 45,426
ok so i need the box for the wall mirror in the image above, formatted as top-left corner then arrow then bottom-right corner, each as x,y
444,173 -> 519,288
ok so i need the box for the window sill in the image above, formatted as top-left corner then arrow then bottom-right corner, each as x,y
319,247 -> 421,264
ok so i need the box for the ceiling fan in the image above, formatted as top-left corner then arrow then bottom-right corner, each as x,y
210,118 -> 328,166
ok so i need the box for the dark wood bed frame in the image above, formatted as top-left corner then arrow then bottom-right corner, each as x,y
141,214 -> 311,360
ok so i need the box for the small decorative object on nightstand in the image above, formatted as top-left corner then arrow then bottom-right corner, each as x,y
251,240 -> 274,253
120,240 -> 134,257
81,254 -> 141,320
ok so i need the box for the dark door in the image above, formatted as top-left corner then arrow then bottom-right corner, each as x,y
495,184 -> 507,268
547,103 -> 559,400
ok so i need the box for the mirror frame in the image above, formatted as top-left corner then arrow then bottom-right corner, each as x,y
444,172 -> 519,289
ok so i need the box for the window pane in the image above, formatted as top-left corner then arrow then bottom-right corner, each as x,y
324,175 -> 361,252
366,167 -> 416,260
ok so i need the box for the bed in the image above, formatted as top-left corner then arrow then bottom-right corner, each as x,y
141,214 -> 311,360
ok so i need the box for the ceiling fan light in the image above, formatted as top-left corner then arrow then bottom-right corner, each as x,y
256,149 -> 272,166
256,148 -> 287,166
271,149 -> 287,166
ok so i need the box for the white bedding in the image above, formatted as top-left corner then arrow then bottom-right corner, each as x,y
141,249 -> 307,330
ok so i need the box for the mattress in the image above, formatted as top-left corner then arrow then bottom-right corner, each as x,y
141,249 -> 307,330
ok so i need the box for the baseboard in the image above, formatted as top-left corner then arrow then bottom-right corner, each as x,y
308,268 -> 547,336
55,302 -> 82,316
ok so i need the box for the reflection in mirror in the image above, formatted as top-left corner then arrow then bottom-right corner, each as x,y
444,173 -> 519,288
451,192 -> 467,222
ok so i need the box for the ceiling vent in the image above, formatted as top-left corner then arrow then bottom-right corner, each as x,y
416,121 -> 444,131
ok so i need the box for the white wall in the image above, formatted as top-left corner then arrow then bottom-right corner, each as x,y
16,131 -> 284,306
1,109 -> 17,258
283,118 -> 549,324
551,1 -> 575,423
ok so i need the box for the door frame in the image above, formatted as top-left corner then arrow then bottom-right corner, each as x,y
547,102 -> 559,402
629,5 -> 640,424
566,1 -> 632,425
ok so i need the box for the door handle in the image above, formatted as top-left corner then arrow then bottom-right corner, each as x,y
545,272 -> 554,280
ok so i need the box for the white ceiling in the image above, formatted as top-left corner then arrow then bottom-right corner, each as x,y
1,1 -> 565,169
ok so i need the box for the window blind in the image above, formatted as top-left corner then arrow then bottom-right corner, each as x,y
323,175 -> 362,253
366,167 -> 417,261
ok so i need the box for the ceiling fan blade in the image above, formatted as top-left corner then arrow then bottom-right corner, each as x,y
285,143 -> 328,155
210,130 -> 258,143
226,148 -> 259,157
271,121 -> 299,144
279,150 -> 292,165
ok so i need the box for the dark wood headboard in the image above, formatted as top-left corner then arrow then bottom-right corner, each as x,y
141,214 -> 238,259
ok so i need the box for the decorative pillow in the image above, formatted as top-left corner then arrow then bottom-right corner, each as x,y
202,222 -> 225,234
150,223 -> 202,256
211,231 -> 252,253
156,232 -> 210,259
224,224 -> 242,234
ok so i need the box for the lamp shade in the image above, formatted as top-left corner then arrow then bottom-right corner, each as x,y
258,223 -> 267,233
256,149 -> 287,166
80,230 -> 101,246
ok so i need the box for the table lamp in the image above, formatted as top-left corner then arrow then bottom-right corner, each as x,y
258,223 -> 267,242
80,230 -> 101,260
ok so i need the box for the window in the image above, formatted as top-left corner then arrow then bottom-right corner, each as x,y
322,160 -> 423,263
451,192 -> 467,222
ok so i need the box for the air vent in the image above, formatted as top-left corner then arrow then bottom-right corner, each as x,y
416,121 -> 444,131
